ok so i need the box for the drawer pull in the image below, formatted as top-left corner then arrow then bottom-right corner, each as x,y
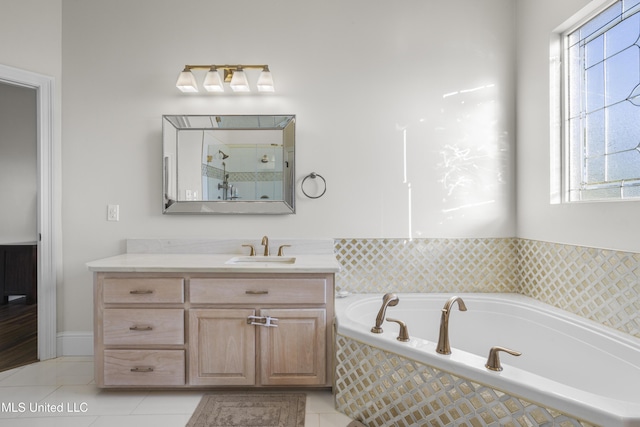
245,290 -> 269,295
129,326 -> 153,331
129,289 -> 154,295
130,366 -> 154,373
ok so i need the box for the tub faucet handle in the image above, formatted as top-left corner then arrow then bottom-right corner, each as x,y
242,244 -> 256,256
386,318 -> 410,342
485,346 -> 522,371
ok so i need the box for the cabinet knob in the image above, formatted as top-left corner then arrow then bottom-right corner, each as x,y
245,290 -> 269,295
129,290 -> 153,295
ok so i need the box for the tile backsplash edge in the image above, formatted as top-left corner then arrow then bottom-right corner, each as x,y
334,237 -> 640,340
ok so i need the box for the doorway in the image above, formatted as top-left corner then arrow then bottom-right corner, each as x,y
0,64 -> 57,366
0,82 -> 38,369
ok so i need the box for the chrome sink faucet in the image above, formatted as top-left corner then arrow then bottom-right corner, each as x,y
261,235 -> 270,256
436,296 -> 467,355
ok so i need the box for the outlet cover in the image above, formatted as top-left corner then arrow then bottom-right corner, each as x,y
107,204 -> 119,221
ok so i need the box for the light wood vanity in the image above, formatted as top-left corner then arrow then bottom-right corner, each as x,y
88,242 -> 339,389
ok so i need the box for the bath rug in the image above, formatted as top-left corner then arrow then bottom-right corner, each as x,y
186,392 -> 306,427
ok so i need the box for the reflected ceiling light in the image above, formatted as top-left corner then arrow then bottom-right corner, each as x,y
176,64 -> 275,93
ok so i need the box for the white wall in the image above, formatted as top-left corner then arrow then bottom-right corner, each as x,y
0,84 -> 37,243
0,0 -> 63,338
0,0 -> 62,78
60,0 -> 516,333
516,0 -> 640,253
0,1 -> 63,245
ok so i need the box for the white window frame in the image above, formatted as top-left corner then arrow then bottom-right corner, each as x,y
551,0 -> 640,203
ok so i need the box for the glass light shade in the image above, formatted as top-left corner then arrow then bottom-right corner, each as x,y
257,67 -> 275,92
176,69 -> 198,93
229,69 -> 250,92
203,68 -> 224,92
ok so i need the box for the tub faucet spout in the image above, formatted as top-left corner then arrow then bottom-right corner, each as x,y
436,296 -> 467,355
371,293 -> 399,333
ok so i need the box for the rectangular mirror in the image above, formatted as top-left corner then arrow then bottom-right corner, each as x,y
163,115 -> 295,214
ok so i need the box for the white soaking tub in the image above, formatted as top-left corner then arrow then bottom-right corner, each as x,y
334,293 -> 640,427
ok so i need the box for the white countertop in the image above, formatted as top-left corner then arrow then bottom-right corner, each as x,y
86,253 -> 341,273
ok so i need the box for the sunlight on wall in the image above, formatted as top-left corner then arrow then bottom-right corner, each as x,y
397,82 -> 512,238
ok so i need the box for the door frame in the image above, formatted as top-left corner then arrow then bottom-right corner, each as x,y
0,63 -> 57,361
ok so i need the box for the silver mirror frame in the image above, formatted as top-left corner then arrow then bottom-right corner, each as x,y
162,115 -> 295,215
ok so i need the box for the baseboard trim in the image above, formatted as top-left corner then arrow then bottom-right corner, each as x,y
56,332 -> 93,356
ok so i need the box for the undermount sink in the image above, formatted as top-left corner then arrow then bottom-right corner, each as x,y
226,256 -> 297,265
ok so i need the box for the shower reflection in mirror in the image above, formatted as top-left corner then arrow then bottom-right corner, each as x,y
202,136 -> 285,201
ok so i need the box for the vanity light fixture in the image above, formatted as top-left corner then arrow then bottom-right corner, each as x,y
176,64 -> 275,93
176,67 -> 199,93
203,66 -> 224,92
256,66 -> 275,93
229,66 -> 250,92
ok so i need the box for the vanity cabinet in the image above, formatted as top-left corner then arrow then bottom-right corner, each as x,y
93,272 -> 334,389
189,275 -> 329,387
94,275 -> 186,387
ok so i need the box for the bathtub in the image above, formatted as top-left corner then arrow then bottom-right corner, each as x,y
334,293 -> 640,427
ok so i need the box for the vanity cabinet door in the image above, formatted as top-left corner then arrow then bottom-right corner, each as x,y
189,308 -> 256,386
259,308 -> 326,386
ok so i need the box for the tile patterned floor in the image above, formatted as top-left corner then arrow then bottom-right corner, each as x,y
0,357 -> 352,427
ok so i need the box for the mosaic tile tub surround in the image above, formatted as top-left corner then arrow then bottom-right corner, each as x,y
334,238 -> 640,340
517,239 -> 640,339
334,335 -> 597,427
332,238 -> 639,426
334,238 -> 517,295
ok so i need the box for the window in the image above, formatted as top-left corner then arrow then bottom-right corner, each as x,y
563,0 -> 640,201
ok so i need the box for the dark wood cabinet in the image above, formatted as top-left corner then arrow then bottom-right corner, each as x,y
0,243 -> 37,305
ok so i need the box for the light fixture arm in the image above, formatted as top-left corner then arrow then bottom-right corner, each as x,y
182,64 -> 268,72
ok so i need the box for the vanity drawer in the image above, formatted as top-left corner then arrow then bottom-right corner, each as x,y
104,349 -> 185,386
103,277 -> 184,304
103,309 -> 184,345
190,277 -> 327,305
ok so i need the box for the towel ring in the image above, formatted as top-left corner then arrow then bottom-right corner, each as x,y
301,172 -> 327,199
